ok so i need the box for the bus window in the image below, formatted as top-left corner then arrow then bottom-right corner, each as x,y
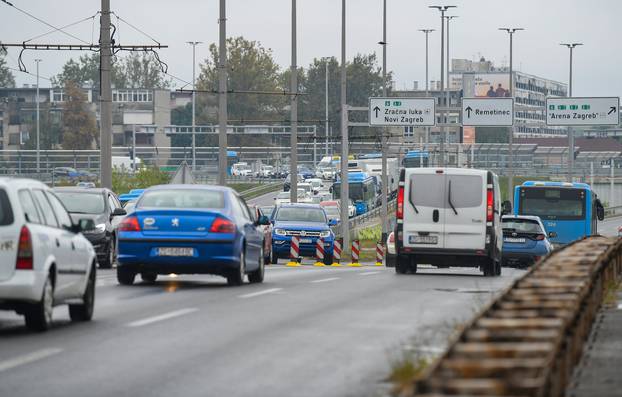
519,187 -> 585,220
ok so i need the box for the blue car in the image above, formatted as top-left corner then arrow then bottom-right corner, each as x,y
501,215 -> 553,268
271,204 -> 336,265
116,184 -> 270,286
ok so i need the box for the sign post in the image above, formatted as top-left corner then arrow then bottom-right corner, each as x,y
546,97 -> 620,126
369,97 -> 435,127
461,98 -> 514,126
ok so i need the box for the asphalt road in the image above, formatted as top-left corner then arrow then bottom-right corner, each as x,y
598,217 -> 620,237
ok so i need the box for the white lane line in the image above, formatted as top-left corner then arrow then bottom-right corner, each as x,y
238,288 -> 283,299
126,308 -> 198,327
0,348 -> 63,373
359,271 -> 381,276
310,277 -> 340,283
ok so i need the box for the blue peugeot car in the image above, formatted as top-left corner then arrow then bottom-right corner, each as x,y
271,204 -> 336,265
116,185 -> 270,286
501,215 -> 553,268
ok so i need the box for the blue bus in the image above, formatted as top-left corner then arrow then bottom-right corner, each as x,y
403,150 -> 429,168
332,172 -> 379,216
513,181 -> 604,245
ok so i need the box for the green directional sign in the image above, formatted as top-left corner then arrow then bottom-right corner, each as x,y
546,97 -> 620,126
369,97 -> 435,127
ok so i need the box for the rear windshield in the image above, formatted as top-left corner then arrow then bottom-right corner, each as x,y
139,189 -> 225,209
519,187 -> 585,220
409,174 -> 482,209
276,207 -> 327,223
502,218 -> 543,234
55,192 -> 105,214
0,189 -> 14,226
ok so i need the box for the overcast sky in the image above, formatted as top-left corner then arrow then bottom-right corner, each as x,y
2,0 -> 621,97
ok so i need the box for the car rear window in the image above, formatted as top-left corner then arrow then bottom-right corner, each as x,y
139,189 -> 225,209
55,191 -> 106,214
409,174 -> 445,208
447,175 -> 483,208
502,218 -> 543,234
0,189 -> 14,226
408,174 -> 482,209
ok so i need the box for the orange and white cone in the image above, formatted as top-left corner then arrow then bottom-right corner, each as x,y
314,238 -> 326,266
348,239 -> 361,267
332,238 -> 342,267
286,236 -> 301,267
375,242 -> 385,266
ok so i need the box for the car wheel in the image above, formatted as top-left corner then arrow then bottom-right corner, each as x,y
483,261 -> 495,277
25,274 -> 54,332
395,256 -> 408,274
69,264 -> 96,322
99,238 -> 115,269
323,253 -> 334,266
117,267 -> 136,285
227,248 -> 246,286
270,248 -> 278,265
141,272 -> 158,284
248,248 -> 265,284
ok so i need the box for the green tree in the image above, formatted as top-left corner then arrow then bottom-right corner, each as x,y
197,36 -> 284,122
118,52 -> 171,89
61,81 -> 98,149
0,48 -> 16,88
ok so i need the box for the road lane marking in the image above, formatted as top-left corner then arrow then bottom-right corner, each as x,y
238,288 -> 282,299
310,277 -> 340,283
0,348 -> 63,373
359,271 -> 381,276
126,308 -> 198,327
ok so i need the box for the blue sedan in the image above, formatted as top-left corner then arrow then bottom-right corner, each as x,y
501,215 -> 553,268
116,185 -> 269,286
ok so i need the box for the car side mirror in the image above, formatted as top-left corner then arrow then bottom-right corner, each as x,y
501,200 -> 512,215
548,231 -> 557,239
595,199 -> 605,221
328,219 -> 339,226
112,208 -> 127,217
257,215 -> 270,226
76,218 -> 95,233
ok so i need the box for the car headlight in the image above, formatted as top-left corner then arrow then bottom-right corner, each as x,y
319,230 -> 331,238
95,223 -> 106,233
274,228 -> 287,236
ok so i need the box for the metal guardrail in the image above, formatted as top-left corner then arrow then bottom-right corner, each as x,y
414,236 -> 622,397
240,183 -> 281,200
348,199 -> 397,229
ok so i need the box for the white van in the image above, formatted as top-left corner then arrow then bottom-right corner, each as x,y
395,167 -> 503,276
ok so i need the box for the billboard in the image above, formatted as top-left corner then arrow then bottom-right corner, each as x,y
473,73 -> 511,98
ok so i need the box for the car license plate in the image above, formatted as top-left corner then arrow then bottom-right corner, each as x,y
504,237 -> 526,243
157,247 -> 194,257
409,235 -> 438,244
299,238 -> 312,244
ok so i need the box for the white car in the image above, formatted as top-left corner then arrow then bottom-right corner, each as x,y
0,178 -> 97,331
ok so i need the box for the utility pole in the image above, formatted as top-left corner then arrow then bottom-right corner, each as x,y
218,0 -> 228,186
380,0 -> 389,243
100,0 -> 113,189
429,5 -> 456,167
325,60 -> 330,157
445,16 -> 457,153
290,0 -> 299,203
561,43 -> 582,183
340,0 -> 350,250
35,58 -> 41,175
187,41 -> 202,172
500,28 -> 524,205
419,29 -> 434,145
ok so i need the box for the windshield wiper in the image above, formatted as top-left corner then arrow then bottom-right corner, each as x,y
448,180 -> 458,215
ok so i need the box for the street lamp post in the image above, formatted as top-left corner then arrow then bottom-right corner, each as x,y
290,0 -> 299,203
429,5 -> 456,167
379,0 -> 389,242
445,16 -> 457,151
187,41 -> 202,172
419,29 -> 434,145
325,60 -> 330,157
340,0 -> 350,250
35,59 -> 42,175
560,43 -> 582,183
499,27 -> 524,205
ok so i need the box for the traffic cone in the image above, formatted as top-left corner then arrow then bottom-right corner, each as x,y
286,236 -> 301,267
314,238 -> 326,266
331,238 -> 342,267
375,241 -> 384,266
348,239 -> 362,267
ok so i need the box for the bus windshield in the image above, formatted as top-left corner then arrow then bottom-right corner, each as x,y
519,187 -> 586,220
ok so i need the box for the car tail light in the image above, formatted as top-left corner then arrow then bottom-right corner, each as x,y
535,234 -> 545,241
210,217 -> 236,233
16,226 -> 33,270
396,186 -> 405,219
118,216 -> 141,232
486,188 -> 494,222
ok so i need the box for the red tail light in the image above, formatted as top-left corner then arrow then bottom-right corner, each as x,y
118,216 -> 141,232
396,186 -> 405,220
535,234 -> 545,241
210,217 -> 236,233
16,226 -> 33,270
486,189 -> 494,222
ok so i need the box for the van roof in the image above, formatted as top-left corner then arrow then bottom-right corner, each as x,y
404,167 -> 488,176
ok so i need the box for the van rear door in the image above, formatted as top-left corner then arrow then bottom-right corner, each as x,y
443,170 -> 486,250
402,169 -> 446,249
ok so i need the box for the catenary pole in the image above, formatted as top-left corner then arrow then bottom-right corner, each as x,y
35,59 -> 41,175
290,0 -> 299,203
340,0 -> 350,250
380,0 -> 389,243
99,0 -> 113,189
187,41 -> 202,171
218,0 -> 228,185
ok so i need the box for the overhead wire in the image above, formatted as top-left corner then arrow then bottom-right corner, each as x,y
24,13 -> 99,44
111,12 -> 160,45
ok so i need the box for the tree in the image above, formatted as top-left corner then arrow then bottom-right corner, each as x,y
61,81 -> 98,149
118,52 -> 171,89
0,49 -> 16,88
197,36 -> 284,123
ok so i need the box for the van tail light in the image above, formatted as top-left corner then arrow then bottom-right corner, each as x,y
118,216 -> 141,232
396,186 -> 405,220
210,217 -> 236,233
535,234 -> 545,241
16,226 -> 33,270
486,188 -> 494,222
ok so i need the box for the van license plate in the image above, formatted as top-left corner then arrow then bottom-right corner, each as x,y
409,235 -> 438,244
504,238 -> 526,243
158,247 -> 194,257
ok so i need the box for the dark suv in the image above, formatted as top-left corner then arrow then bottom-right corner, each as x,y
54,187 -> 126,268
